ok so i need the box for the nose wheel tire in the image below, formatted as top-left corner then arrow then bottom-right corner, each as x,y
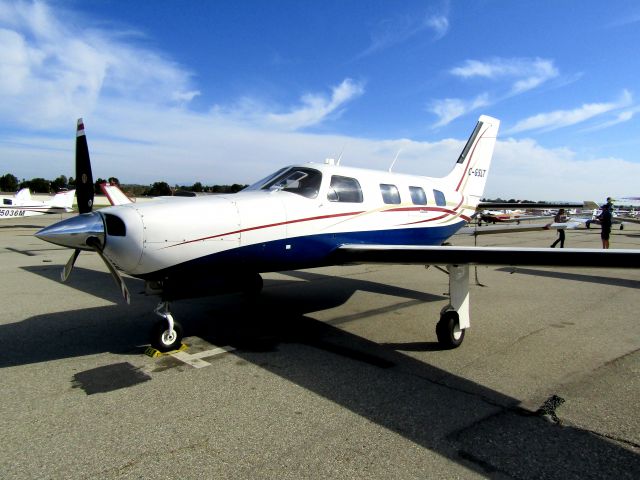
150,320 -> 183,352
436,311 -> 465,349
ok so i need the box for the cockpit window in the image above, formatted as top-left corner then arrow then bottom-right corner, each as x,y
260,167 -> 322,199
243,167 -> 288,191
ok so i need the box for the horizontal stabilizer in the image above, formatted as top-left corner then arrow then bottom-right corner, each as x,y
49,189 -> 76,210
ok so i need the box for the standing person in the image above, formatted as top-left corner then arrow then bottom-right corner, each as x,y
550,208 -> 567,248
598,202 -> 613,249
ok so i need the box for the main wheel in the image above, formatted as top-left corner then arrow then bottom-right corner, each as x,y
436,311 -> 465,349
150,320 -> 183,352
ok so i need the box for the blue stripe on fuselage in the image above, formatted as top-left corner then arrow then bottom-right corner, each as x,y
137,222 -> 465,281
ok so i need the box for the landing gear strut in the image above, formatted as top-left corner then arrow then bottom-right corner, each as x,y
436,264 -> 470,349
151,301 -> 183,351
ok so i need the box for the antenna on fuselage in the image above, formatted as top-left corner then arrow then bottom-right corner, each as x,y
388,149 -> 402,172
336,143 -> 347,166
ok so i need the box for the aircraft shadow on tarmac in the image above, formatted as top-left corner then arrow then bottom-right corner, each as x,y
496,267 -> 640,289
12,265 -> 448,367
10,266 -> 640,478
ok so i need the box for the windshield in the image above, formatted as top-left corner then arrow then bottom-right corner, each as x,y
243,167 -> 289,191
257,167 -> 322,199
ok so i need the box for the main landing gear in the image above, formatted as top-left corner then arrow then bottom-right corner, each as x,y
435,264 -> 470,349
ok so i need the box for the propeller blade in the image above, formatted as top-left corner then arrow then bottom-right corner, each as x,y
76,118 -> 94,214
61,249 -> 81,282
94,247 -> 131,304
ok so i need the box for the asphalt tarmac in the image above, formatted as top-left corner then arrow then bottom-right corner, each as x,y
1,214 -> 639,479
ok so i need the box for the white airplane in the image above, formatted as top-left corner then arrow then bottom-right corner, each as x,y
0,188 -> 75,219
35,117 -> 640,352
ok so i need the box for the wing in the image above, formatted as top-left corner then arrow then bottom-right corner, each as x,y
331,244 -> 640,269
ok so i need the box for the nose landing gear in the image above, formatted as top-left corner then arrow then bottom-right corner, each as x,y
151,301 -> 184,351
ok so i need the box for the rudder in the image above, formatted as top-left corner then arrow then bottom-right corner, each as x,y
443,115 -> 500,206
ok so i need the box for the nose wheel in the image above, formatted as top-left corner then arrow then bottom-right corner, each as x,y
151,301 -> 184,351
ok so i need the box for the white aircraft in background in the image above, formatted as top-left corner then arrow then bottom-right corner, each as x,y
35,117 -> 640,352
0,188 -> 75,219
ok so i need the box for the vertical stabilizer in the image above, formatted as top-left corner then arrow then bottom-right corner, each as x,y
15,188 -> 31,202
443,115 -> 500,206
75,118 -> 94,214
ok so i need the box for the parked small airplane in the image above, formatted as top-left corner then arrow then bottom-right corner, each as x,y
35,117 -> 640,352
477,209 -> 551,225
0,188 -> 75,219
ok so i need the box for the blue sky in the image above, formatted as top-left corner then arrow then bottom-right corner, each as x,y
1,0 -> 639,200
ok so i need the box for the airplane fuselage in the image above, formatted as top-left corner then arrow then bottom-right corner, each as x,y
94,162 -> 477,281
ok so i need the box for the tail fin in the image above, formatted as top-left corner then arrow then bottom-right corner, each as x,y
48,190 -> 76,211
15,188 -> 31,202
75,118 -> 94,214
100,183 -> 134,206
443,115 -> 500,206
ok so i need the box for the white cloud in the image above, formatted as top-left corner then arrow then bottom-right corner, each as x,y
0,0 -> 200,129
425,14 -> 449,40
581,107 -> 639,132
488,138 -> 640,200
450,57 -> 559,95
357,10 -> 449,58
429,58 -> 560,127
264,79 -> 365,131
429,94 -> 490,127
507,90 -> 633,134
4,116 -> 638,202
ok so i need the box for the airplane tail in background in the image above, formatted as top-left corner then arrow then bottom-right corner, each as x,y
100,183 -> 134,206
48,190 -> 76,211
15,188 -> 31,202
443,115 -> 500,207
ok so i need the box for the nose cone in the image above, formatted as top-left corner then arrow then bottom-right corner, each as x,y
35,212 -> 105,250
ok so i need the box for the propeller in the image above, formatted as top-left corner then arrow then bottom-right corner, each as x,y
37,118 -> 130,304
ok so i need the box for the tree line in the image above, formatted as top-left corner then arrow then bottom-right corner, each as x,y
0,173 -> 246,196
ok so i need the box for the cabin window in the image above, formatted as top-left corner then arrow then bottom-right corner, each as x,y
327,176 -> 363,203
433,189 -> 447,207
409,186 -> 427,205
3,199 -> 12,205
258,167 -> 322,199
380,184 -> 401,204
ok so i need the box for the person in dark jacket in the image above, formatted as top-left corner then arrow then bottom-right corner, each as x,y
550,209 -> 567,248
598,202 -> 613,249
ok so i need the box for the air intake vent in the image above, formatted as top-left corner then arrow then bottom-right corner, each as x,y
104,214 -> 126,236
